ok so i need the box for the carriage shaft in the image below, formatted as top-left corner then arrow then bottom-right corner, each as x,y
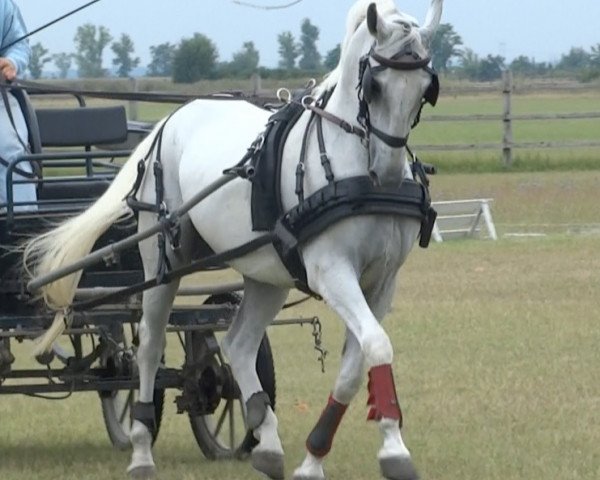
27,173 -> 238,293
0,367 -> 182,395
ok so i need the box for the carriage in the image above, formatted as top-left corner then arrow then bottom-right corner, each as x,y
0,86 -> 321,458
2,1 -> 445,479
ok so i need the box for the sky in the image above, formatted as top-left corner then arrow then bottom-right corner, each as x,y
15,0 -> 600,69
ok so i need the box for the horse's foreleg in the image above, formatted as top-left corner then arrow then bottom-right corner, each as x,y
297,261 -> 417,480
366,275 -> 419,480
221,277 -> 288,480
293,330 -> 363,480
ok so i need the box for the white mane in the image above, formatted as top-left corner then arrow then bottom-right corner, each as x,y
318,0 -> 422,93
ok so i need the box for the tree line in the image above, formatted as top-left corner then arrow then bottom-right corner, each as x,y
430,24 -> 600,82
27,21 -> 600,83
27,19 -> 336,82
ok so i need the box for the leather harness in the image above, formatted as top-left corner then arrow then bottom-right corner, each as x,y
113,42 -> 439,303
247,43 -> 439,292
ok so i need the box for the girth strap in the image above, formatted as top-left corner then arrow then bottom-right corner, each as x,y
273,175 -> 434,292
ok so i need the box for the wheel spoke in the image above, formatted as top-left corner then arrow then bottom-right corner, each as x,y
228,397 -> 235,449
239,399 -> 247,425
119,390 -> 134,424
213,400 -> 230,438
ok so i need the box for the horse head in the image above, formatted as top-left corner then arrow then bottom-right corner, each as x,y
327,0 -> 443,184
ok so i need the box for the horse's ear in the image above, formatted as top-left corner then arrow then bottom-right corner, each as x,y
367,3 -> 391,41
367,3 -> 378,35
419,0 -> 444,44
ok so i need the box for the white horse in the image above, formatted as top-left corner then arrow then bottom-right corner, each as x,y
24,1 -> 443,479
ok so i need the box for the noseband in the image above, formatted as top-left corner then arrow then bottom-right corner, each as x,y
357,44 -> 439,148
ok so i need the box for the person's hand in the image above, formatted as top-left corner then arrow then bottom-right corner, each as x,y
0,58 -> 17,82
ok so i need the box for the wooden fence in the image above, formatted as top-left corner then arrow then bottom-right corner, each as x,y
123,73 -> 600,167
415,71 -> 600,166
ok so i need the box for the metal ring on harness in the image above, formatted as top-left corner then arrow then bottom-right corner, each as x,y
276,88 -> 291,104
301,95 -> 316,108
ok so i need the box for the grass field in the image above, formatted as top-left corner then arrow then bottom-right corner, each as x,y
1,171 -> 599,479
413,90 -> 600,172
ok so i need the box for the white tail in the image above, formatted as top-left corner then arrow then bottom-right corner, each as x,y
24,121 -> 166,354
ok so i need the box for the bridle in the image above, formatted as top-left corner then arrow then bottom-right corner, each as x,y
304,42 -> 439,151
293,41 -> 439,199
356,44 -> 439,148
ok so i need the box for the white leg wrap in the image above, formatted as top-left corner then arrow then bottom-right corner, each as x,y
378,417 -> 411,460
293,452 -> 326,480
127,420 -> 156,475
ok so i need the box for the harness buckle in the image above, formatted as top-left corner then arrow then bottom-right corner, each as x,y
252,134 -> 265,152
158,201 -> 168,216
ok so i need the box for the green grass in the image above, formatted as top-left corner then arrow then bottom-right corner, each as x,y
2,235 -> 599,480
411,91 -> 600,172
431,170 -> 600,233
1,172 -> 600,479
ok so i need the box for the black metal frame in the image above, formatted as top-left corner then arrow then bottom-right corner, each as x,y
0,90 -> 318,409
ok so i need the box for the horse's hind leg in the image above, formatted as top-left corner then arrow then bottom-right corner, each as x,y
293,329 -> 363,480
127,223 -> 183,479
127,281 -> 179,479
221,277 -> 288,480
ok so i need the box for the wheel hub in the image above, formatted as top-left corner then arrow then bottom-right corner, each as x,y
176,358 -> 239,415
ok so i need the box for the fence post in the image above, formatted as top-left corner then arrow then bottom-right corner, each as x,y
129,77 -> 139,121
502,70 -> 513,167
251,73 -> 262,95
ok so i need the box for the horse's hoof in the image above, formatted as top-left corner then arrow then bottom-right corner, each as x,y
292,473 -> 326,480
379,455 -> 419,480
252,449 -> 285,480
127,465 -> 157,480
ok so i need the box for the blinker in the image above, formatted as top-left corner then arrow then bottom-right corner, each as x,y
359,50 -> 439,107
423,68 -> 439,106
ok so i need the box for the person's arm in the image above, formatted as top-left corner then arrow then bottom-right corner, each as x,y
1,0 -> 31,80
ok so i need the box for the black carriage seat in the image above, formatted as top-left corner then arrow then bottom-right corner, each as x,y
1,93 -> 131,274
8,89 -> 129,207
36,106 -> 128,148
35,106 -> 128,202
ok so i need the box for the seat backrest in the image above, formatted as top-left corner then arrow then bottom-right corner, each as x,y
35,106 -> 128,147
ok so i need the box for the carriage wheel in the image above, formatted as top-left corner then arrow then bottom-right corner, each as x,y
187,293 -> 276,460
99,322 -> 165,450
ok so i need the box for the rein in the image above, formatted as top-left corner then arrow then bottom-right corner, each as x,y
2,0 -> 104,52
303,101 -> 367,142
4,80 -> 271,105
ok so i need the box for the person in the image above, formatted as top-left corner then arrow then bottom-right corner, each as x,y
0,0 -> 36,212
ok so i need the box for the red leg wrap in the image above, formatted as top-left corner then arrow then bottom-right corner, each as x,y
306,394 -> 348,458
366,364 -> 402,427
